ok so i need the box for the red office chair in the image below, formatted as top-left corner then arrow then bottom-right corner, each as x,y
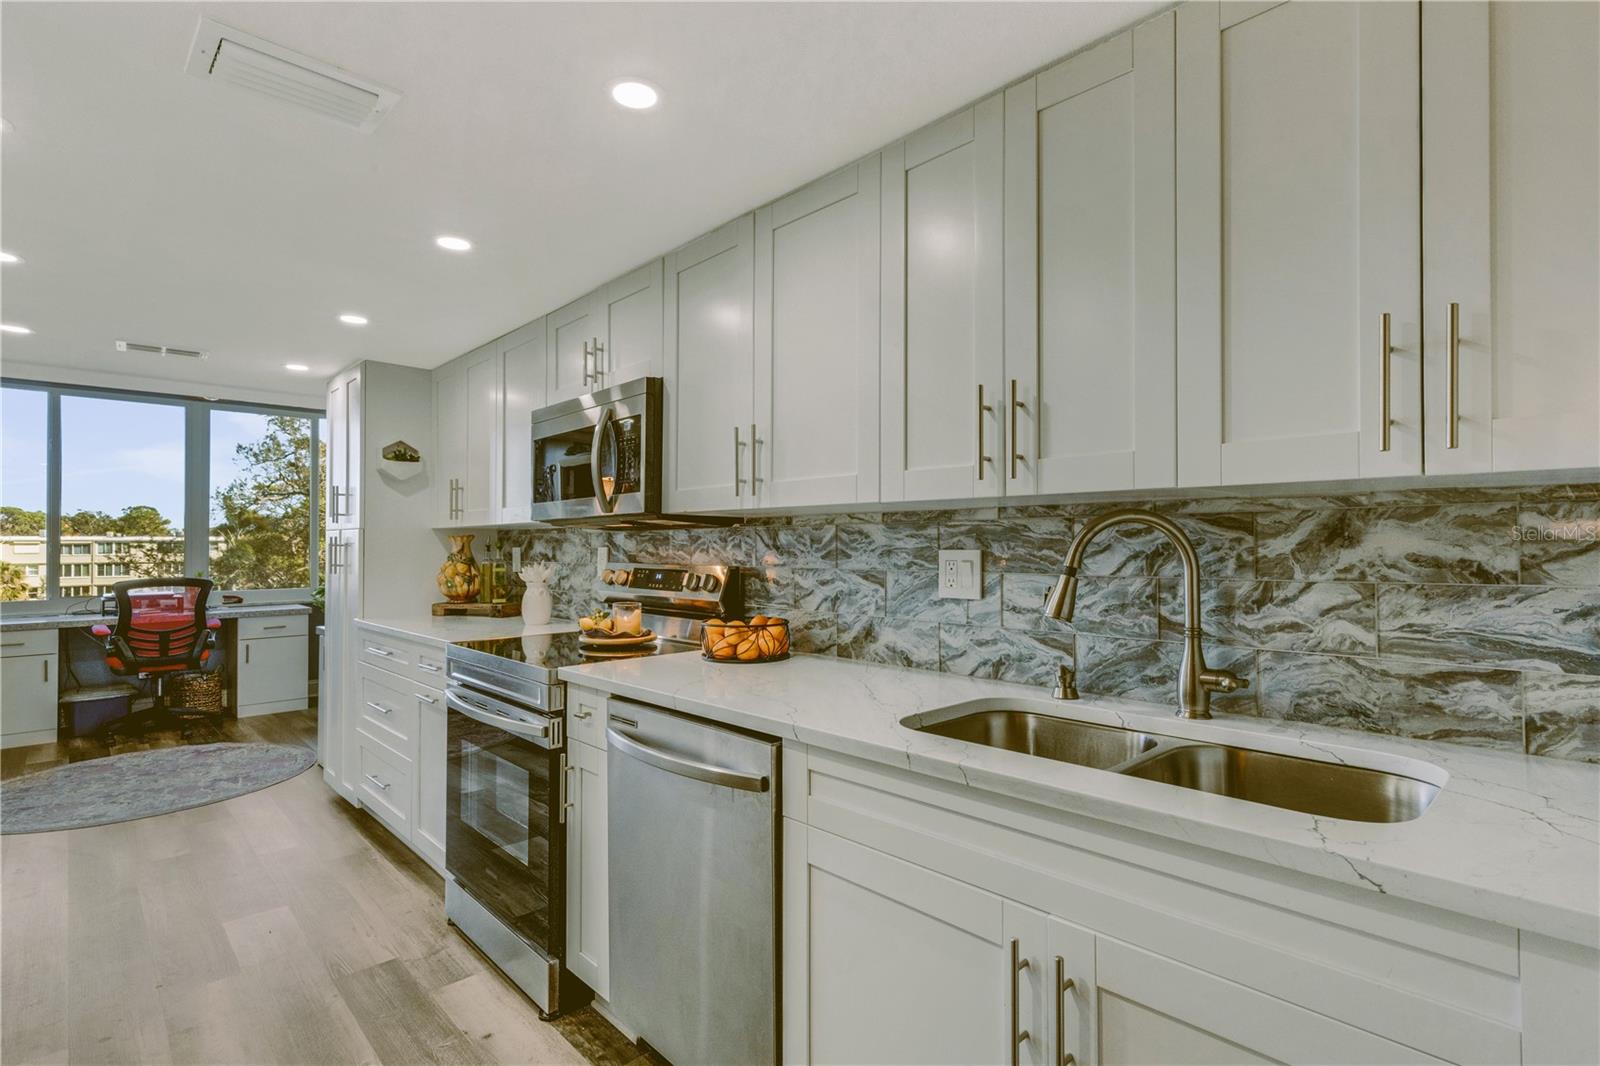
92,578 -> 222,738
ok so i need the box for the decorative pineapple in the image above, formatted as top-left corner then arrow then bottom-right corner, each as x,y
436,534 -> 482,602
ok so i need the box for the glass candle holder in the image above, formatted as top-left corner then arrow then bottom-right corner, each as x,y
611,600 -> 643,635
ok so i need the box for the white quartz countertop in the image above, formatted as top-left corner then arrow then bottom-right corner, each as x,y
0,603 -> 311,631
560,652 -> 1600,946
356,615 -> 578,645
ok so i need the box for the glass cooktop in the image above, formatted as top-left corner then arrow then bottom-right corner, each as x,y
450,631 -> 691,678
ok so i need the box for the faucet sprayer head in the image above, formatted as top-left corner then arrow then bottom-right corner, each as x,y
1044,567 -> 1078,621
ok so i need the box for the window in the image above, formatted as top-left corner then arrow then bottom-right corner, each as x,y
0,381 -> 321,603
60,393 -> 187,586
210,410 -> 317,591
1,386 -> 48,601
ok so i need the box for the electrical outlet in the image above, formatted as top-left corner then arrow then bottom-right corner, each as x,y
937,549 -> 983,600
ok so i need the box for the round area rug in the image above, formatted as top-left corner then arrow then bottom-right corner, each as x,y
0,742 -> 316,834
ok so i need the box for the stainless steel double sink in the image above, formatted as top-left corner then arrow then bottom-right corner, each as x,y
906,706 -> 1438,823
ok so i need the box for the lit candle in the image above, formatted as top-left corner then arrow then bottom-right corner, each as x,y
611,600 -> 643,636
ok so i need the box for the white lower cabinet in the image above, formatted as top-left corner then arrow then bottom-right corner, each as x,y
413,685 -> 446,870
348,624 -> 446,873
564,737 -> 609,999
784,746 -> 1545,1066
796,826 -> 1049,1066
236,630 -> 309,717
0,645 -> 57,748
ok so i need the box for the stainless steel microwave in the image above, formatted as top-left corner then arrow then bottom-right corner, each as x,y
529,377 -> 731,528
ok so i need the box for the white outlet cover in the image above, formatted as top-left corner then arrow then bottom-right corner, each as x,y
938,549 -> 983,600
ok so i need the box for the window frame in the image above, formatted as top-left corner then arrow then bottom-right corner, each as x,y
2,378 -> 321,607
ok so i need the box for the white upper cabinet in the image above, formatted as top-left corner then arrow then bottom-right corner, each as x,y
1176,1 -> 1422,486
596,259 -> 664,387
754,157 -> 882,508
546,293 -> 598,404
1006,16 -> 1178,496
325,367 -> 362,529
547,261 -> 665,404
499,317 -> 547,523
663,215 -> 755,513
435,341 -> 501,526
1421,0 -> 1599,474
880,97 -> 1005,503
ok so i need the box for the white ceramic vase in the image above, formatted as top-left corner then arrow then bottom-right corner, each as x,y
521,580 -> 553,628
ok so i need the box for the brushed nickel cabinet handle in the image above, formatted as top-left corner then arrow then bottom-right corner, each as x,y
1010,380 -> 1025,480
414,692 -> 437,704
364,773 -> 390,791
365,700 -> 392,716
593,338 -> 606,384
977,384 -> 993,480
1055,955 -> 1076,1066
581,340 -> 593,386
1446,301 -> 1461,449
245,643 -> 251,665
1379,312 -> 1393,453
417,662 -> 441,673
733,425 -> 744,497
574,708 -> 593,720
1011,937 -> 1031,1065
43,658 -> 49,683
366,646 -> 393,658
750,423 -> 760,494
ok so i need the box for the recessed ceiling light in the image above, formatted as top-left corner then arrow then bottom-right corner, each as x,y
610,80 -> 659,110
434,235 -> 472,252
0,251 -> 20,264
0,323 -> 34,334
284,363 -> 310,372
338,313 -> 369,326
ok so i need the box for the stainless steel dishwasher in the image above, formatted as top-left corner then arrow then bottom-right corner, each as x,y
606,698 -> 779,1066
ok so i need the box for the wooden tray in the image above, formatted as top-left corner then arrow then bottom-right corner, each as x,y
432,601 -> 520,618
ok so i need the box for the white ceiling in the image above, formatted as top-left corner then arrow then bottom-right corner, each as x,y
1,1 -> 1161,405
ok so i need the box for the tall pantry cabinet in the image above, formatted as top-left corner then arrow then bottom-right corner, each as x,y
320,362 -> 437,802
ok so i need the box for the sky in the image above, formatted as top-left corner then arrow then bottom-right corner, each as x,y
0,387 -> 296,530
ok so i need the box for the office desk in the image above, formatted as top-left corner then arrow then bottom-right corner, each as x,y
0,604 -> 312,748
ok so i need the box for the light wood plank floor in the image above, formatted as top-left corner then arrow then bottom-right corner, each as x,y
1,710 -> 643,1066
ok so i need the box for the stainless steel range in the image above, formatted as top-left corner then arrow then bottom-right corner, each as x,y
441,560 -> 739,1016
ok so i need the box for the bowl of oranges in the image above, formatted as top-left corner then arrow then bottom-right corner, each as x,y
702,615 -> 790,664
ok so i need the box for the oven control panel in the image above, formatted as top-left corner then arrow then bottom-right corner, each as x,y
596,562 -> 739,615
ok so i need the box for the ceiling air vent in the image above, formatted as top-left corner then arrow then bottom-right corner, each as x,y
184,18 -> 400,132
116,340 -> 208,360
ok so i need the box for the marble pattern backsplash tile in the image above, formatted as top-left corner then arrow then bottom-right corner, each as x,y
496,482 -> 1599,764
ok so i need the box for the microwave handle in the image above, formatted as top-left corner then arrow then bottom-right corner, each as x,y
591,406 -> 620,514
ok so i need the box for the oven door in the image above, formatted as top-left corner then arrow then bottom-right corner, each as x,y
445,687 -> 564,958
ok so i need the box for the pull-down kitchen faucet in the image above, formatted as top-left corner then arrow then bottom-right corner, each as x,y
1045,508 -> 1247,720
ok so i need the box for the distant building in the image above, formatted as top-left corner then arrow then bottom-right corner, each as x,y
0,535 -> 222,600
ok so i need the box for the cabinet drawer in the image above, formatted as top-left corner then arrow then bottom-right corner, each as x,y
568,686 -> 608,749
358,666 -> 418,754
356,735 -> 413,838
237,614 -> 307,640
413,645 -> 446,686
358,633 -> 414,674
0,630 -> 58,658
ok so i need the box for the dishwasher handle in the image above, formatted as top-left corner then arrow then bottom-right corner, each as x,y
607,727 -> 770,793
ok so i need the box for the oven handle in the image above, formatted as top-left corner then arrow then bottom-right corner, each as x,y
590,406 -> 619,515
607,727 -> 769,792
447,688 -> 558,748
447,664 -> 551,711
